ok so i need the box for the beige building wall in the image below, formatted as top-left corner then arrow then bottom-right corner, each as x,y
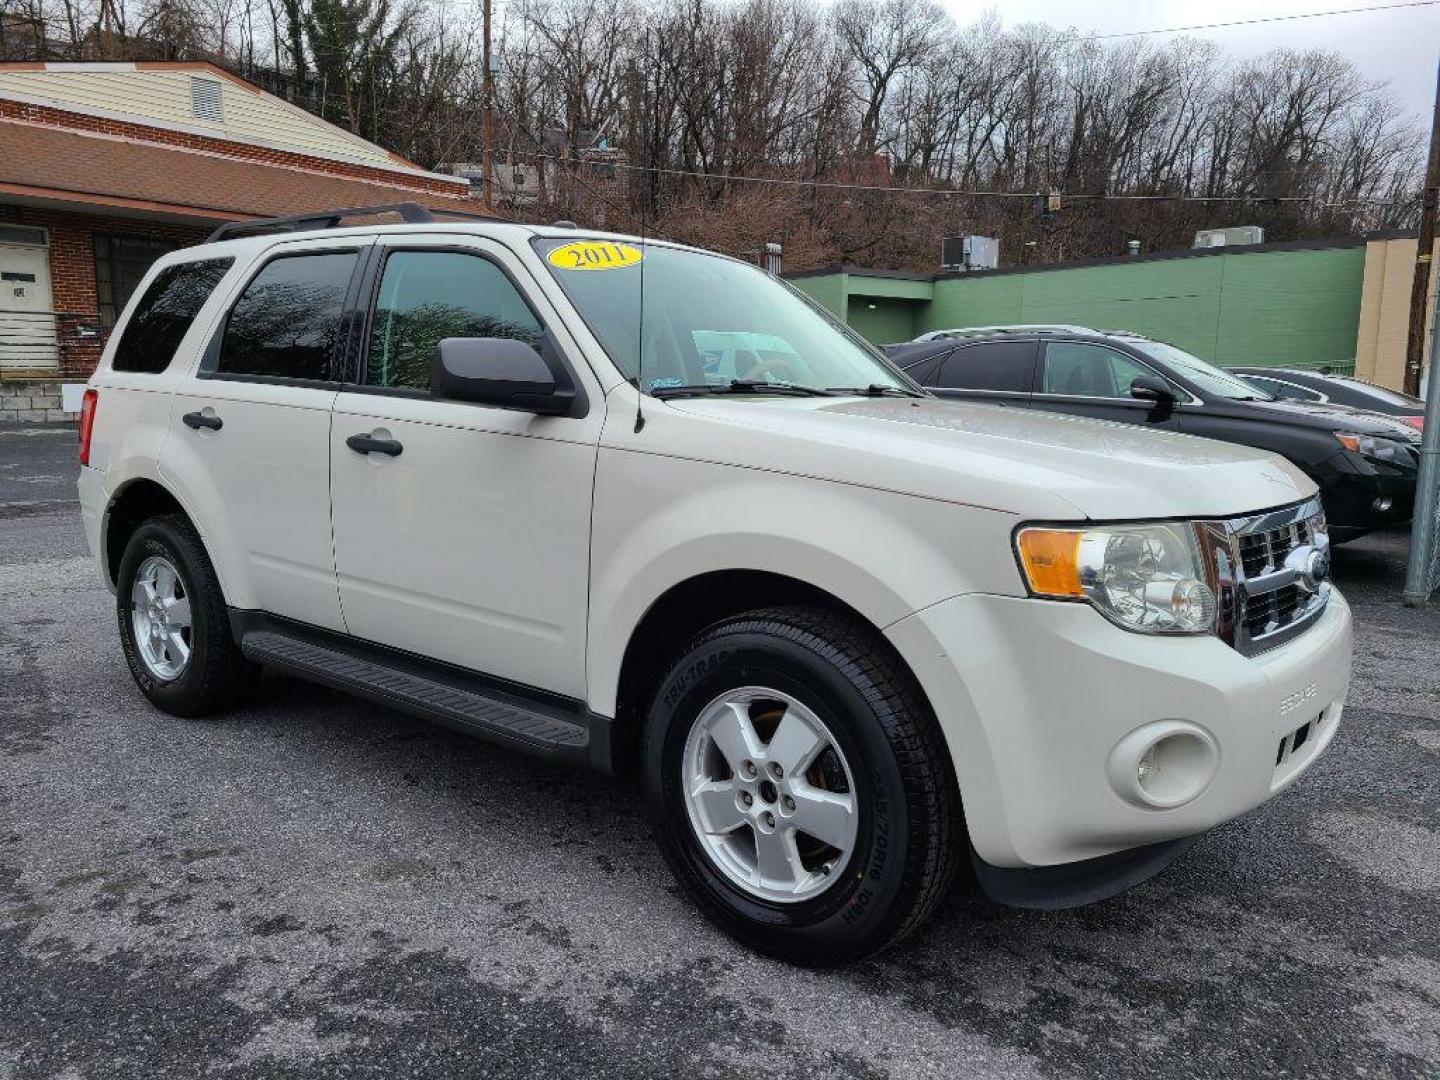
0,64 -> 405,169
1355,235 -> 1438,392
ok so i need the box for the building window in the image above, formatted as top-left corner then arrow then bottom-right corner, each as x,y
0,225 -> 47,247
94,235 -> 183,328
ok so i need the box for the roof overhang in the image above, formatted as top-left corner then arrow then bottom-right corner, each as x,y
0,182 -> 261,226
0,117 -> 485,226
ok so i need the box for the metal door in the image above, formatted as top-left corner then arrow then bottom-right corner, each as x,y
0,235 -> 58,370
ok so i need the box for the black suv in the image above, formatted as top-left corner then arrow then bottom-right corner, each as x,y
888,328 -> 1421,541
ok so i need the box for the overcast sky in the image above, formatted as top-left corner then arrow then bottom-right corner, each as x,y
939,1 -> 1439,127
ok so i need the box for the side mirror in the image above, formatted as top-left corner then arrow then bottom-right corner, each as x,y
1130,374 -> 1176,404
432,334 -> 576,416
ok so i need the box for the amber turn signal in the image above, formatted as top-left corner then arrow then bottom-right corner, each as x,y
1015,528 -> 1084,598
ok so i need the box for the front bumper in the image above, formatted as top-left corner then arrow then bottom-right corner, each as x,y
886,589 -> 1352,870
1316,455 -> 1416,536
1320,471 -> 1415,536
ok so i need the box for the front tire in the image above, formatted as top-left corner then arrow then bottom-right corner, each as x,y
116,514 -> 257,718
641,607 -> 963,965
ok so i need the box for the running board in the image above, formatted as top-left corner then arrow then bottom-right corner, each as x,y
232,614 -> 602,768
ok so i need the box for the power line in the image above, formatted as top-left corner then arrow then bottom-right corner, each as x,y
1075,0 -> 1438,42
504,148 -> 1416,208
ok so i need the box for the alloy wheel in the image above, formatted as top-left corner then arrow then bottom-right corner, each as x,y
681,686 -> 858,903
130,554 -> 193,681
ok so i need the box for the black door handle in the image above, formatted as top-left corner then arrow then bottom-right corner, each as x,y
346,433 -> 403,457
182,411 -> 222,431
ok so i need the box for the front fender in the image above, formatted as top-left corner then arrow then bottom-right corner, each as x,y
585,446 -> 1023,717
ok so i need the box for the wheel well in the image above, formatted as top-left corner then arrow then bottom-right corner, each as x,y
104,479 -> 188,586
610,570 -> 880,775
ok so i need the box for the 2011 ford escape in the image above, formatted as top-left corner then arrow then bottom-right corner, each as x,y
78,205 -> 1352,964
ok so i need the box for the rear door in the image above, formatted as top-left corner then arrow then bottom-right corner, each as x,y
327,234 -> 602,698
1032,340 -> 1182,430
918,339 -> 1037,408
161,238 -> 369,632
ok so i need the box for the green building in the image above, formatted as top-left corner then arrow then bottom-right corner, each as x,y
787,237 -> 1370,372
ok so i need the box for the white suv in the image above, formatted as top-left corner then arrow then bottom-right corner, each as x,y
77,206 -> 1352,964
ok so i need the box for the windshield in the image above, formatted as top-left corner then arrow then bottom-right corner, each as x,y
1128,341 -> 1273,401
534,238 -> 910,395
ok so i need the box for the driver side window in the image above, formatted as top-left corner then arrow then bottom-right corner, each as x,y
365,251 -> 543,391
1042,342 -> 1155,398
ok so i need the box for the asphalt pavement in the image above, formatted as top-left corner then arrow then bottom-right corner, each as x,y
2,421 -> 1438,1079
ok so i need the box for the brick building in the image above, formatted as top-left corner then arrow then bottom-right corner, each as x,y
0,61 -> 477,419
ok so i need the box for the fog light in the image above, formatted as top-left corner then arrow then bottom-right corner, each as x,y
1108,721 -> 1219,809
1372,496 -> 1393,512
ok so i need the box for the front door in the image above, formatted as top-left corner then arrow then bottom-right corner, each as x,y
1032,340 -> 1182,429
0,234 -> 58,371
328,236 -> 601,698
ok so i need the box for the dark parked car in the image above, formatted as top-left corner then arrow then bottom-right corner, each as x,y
1228,366 -> 1426,432
889,328 -> 1421,541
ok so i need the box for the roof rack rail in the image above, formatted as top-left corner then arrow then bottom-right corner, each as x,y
206,202 -> 503,243
916,323 -> 1099,342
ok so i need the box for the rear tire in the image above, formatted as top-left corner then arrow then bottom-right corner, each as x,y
116,514 -> 257,718
640,606 -> 963,965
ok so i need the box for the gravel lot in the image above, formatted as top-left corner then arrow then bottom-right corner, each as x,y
2,422 -> 1438,1079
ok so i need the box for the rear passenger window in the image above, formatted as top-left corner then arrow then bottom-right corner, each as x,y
936,341 -> 1036,392
216,251 -> 358,382
112,258 -> 231,373
365,251 -> 543,391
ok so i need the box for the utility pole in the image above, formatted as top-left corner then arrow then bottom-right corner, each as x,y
1403,58 -> 1440,397
1403,278 -> 1440,605
481,0 -> 495,213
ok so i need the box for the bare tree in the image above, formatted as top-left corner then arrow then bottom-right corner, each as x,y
2,0 -> 1423,268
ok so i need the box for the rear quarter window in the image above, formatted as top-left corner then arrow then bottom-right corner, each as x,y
112,258 -> 233,374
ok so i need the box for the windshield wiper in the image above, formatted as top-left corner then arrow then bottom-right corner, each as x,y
827,384 -> 925,398
651,380 -> 835,400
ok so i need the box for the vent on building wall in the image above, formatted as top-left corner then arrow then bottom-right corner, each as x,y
190,77 -> 224,124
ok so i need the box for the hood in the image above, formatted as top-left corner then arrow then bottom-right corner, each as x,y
1208,395 -> 1423,441
654,396 -> 1315,521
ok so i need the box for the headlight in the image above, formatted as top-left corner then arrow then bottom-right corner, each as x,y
1335,432 -> 1402,462
1015,523 -> 1216,635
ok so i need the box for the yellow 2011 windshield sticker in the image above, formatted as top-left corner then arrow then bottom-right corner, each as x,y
547,240 -> 643,271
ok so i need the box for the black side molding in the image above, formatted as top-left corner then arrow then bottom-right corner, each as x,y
230,611 -> 614,771
972,834 -> 1201,910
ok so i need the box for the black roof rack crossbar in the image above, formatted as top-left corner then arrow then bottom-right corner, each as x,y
206,202 -> 505,243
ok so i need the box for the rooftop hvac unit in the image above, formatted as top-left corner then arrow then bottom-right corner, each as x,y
1193,226 -> 1265,249
941,235 -> 999,272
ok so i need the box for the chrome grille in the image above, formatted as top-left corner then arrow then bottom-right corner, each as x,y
1236,518 -> 1311,577
1207,498 -> 1330,656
